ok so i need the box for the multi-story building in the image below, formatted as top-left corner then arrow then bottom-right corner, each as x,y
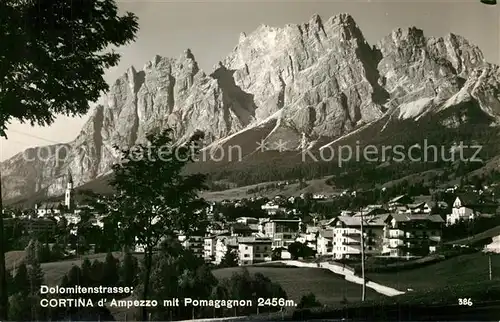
230,223 -> 257,237
262,218 -> 301,249
204,235 -> 217,263
329,215 -> 386,259
237,237 -> 272,265
382,213 -> 444,258
316,229 -> 333,256
178,235 -> 204,258
4,218 -> 56,235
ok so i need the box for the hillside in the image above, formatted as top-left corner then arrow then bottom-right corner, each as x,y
5,251 -> 384,310
447,225 -> 500,246
213,266 -> 383,307
367,252 -> 500,291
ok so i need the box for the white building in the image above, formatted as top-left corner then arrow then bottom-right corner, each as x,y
261,201 -> 281,215
316,229 -> 333,256
204,236 -> 217,263
446,195 -> 497,226
447,195 -> 477,226
65,171 -> 75,210
238,237 -> 272,265
262,218 -> 301,249
329,215 -> 386,260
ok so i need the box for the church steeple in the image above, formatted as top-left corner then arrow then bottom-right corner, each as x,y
65,169 -> 74,210
67,169 -> 73,189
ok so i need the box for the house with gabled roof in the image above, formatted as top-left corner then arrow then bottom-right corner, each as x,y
446,193 -> 498,226
407,201 -> 433,214
388,194 -> 413,210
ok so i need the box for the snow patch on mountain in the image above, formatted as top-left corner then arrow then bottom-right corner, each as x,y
398,97 -> 434,119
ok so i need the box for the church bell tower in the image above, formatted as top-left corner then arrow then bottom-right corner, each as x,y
65,170 -> 74,210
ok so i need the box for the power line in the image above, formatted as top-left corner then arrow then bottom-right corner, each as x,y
360,207 -> 366,301
6,129 -> 64,145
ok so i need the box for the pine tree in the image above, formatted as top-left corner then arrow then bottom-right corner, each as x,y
60,274 -> 69,287
81,258 -> 92,286
67,266 -> 83,286
297,292 -> 321,309
25,239 -> 38,265
8,293 -> 30,321
13,263 -> 29,296
102,253 -> 119,287
91,260 -> 104,285
5,270 -> 13,297
219,250 -> 239,268
99,128 -> 208,321
28,258 -> 44,296
39,243 -> 51,263
120,252 -> 138,287
0,1 -> 139,317
50,241 -> 65,261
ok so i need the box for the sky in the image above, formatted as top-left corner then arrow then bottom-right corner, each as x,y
1,0 -> 498,161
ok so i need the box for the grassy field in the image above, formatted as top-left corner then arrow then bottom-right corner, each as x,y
8,250 -> 385,309
447,225 -> 500,246
201,177 -> 339,201
212,266 -> 384,307
41,252 -> 127,285
6,251 -> 127,285
367,252 -> 500,291
14,249 -> 498,309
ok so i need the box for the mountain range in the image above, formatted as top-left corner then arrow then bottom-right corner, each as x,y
2,13 -> 500,202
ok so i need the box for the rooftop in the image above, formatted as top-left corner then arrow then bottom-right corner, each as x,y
238,237 -> 272,244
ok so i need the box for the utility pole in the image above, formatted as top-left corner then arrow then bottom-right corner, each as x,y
489,254 -> 492,281
360,207 -> 366,302
0,173 -> 7,321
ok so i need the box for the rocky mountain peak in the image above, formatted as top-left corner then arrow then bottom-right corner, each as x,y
304,13 -> 324,33
391,27 -> 425,46
328,12 -> 358,31
2,13 -> 499,202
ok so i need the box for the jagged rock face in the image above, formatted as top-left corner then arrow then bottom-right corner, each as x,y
377,28 -> 486,117
2,13 -> 500,201
222,13 -> 386,140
